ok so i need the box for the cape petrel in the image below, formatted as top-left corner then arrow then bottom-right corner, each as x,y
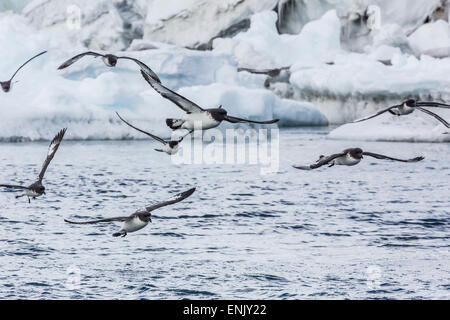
1,51 -> 47,92
64,187 -> 196,237
0,128 -> 67,203
293,148 -> 424,170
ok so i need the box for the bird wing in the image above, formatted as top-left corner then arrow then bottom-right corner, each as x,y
415,107 -> 450,128
64,217 -> 129,224
353,105 -> 400,123
416,102 -> 450,109
57,52 -> 104,70
293,153 -> 345,170
224,115 -> 279,124
38,128 -> 67,182
144,187 -> 196,212
116,112 -> 167,144
0,184 -> 30,190
140,70 -> 204,113
118,56 -> 161,83
10,51 -> 47,81
362,152 -> 424,162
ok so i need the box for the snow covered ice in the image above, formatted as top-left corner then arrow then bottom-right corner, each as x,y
1,0 -> 450,142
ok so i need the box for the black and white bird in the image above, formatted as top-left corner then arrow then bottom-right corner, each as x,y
0,128 -> 67,203
1,51 -> 47,92
116,112 -> 190,155
354,99 -> 450,128
64,187 -> 196,237
57,51 -> 161,83
293,147 -> 424,170
140,70 -> 279,132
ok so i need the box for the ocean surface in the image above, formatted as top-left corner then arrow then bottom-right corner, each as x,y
0,127 -> 449,299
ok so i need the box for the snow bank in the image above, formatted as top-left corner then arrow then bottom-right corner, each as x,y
144,0 -> 277,49
0,13 -> 327,141
329,112 -> 450,143
289,51 -> 450,123
408,20 -> 450,56
213,10 -> 341,68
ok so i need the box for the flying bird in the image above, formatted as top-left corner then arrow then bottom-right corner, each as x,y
293,148 -> 424,170
140,70 -> 279,132
116,112 -> 190,155
57,51 -> 161,83
0,128 -> 67,203
64,187 -> 196,237
1,51 -> 47,92
354,99 -> 450,128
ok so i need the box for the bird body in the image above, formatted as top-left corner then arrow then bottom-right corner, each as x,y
168,110 -> 221,131
114,213 -> 151,237
394,101 -> 415,115
333,153 -> 362,166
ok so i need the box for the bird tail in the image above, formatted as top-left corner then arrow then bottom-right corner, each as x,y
166,119 -> 183,130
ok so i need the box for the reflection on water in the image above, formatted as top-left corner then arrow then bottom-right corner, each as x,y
0,128 -> 448,299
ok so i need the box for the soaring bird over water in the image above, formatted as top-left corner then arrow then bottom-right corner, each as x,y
293,148 -> 424,170
0,128 -> 67,203
64,187 -> 196,237
116,112 -> 190,155
353,99 -> 450,128
140,69 -> 279,133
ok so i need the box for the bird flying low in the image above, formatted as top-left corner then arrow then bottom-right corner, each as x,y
140,69 -> 279,132
292,147 -> 424,170
353,99 -> 450,128
0,128 -> 67,203
64,187 -> 196,237
116,112 -> 190,155
57,51 -> 161,83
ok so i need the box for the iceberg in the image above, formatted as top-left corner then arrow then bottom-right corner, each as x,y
329,112 -> 450,143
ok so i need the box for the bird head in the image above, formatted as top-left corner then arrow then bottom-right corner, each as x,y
209,107 -> 228,121
404,99 -> 417,108
104,55 -> 117,67
350,148 -> 364,159
1,81 -> 11,92
169,141 -> 179,148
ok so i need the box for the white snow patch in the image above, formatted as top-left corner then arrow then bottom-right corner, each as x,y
329,111 -> 450,142
213,10 -> 341,69
408,20 -> 450,55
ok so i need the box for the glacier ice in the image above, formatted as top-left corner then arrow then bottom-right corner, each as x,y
0,12 -> 327,141
2,1 -> 450,143
329,112 -> 450,143
213,10 -> 341,69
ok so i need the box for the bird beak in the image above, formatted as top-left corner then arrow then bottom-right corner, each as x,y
43,192 -> 46,195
